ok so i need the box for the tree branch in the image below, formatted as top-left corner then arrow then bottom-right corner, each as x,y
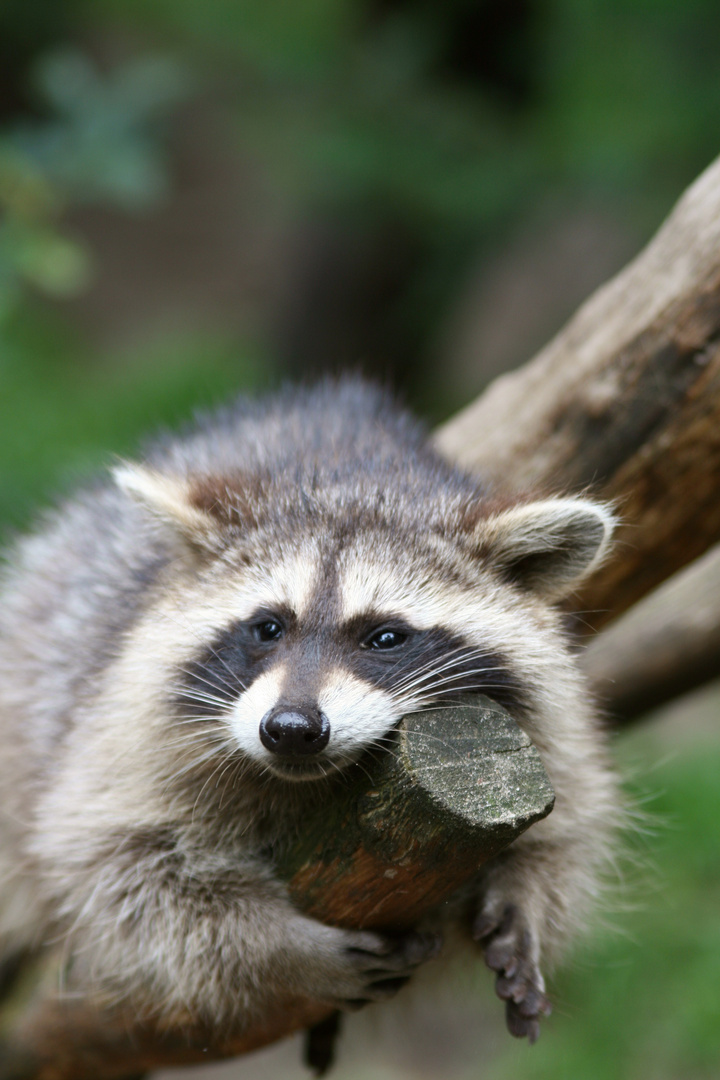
581,542 -> 720,722
436,154 -> 720,629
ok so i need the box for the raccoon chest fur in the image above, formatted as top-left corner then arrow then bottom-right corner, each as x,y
0,377 -> 619,1049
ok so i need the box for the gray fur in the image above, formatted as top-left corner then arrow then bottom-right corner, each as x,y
0,377 -> 620,1043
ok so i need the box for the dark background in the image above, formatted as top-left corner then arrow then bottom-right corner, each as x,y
1,3 -> 720,1078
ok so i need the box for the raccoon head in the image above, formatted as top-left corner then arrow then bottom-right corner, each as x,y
116,462 -> 615,784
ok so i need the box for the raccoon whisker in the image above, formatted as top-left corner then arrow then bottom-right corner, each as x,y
347,756 -> 376,786
415,677 -> 519,696
169,681 -> 230,705
181,656 -> 245,701
173,668 -> 240,702
386,646 -> 488,691
161,746 -> 232,792
164,746 -> 229,782
203,642 -> 249,695
406,664 -> 510,690
405,643 -> 490,678
170,716 -> 229,729
160,610 -> 247,697
405,685 -> 516,708
170,704 -> 230,717
365,733 -> 400,746
376,642 -> 476,684
192,749 -> 245,820
164,735 -> 222,752
402,684 -> 517,710
320,756 -> 356,783
213,755 -> 245,811
389,656 -> 507,696
392,666 -> 511,700
391,660 -> 510,697
170,707 -> 232,724
391,673 -> 509,706
163,732 -> 228,752
170,706 -> 229,723
163,723 -> 229,744
171,706 -> 228,722
400,702 -> 497,718
169,686 -> 231,712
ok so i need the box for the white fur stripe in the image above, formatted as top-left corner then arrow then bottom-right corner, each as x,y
317,669 -> 397,759
229,665 -> 285,759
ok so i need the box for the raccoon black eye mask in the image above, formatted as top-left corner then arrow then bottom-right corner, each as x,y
0,377 -> 619,1063
176,613 -> 526,728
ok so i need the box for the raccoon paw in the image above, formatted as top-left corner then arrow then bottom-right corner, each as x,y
472,903 -> 551,1043
329,928 -> 443,1010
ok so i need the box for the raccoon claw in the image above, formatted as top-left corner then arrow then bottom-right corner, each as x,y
336,930 -> 442,1008
504,1002 -> 541,1044
473,903 -> 551,1041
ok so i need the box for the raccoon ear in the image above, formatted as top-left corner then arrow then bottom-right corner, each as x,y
477,497 -> 616,600
112,462 -> 224,553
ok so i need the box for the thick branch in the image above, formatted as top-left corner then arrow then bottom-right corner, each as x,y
436,154 -> 720,629
581,542 -> 720,723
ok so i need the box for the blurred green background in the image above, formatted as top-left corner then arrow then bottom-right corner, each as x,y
1,1 -> 719,1078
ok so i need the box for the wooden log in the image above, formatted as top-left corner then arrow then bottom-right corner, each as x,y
435,154 -> 720,630
581,542 -> 720,723
0,699 -> 554,1080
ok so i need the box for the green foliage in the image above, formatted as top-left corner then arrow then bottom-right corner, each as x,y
4,0 -> 720,376
82,0 -> 720,232
13,50 -> 190,207
0,308 -> 268,538
0,49 -> 189,320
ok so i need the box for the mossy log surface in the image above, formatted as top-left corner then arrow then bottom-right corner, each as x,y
0,698 -> 553,1080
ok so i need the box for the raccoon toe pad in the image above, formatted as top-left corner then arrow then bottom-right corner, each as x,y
473,903 -> 551,1043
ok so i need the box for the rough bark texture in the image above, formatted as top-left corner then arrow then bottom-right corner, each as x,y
581,542 -> 720,722
435,154 -> 720,629
0,700 -> 553,1080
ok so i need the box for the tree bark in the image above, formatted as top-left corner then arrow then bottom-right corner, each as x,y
581,542 -> 720,723
435,154 -> 720,629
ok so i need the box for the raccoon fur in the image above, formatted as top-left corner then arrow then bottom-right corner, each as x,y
0,377 -> 619,1054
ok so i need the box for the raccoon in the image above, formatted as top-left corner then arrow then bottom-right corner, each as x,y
0,378 -> 618,1057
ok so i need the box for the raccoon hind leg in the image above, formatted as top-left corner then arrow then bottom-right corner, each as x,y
304,1010 -> 342,1077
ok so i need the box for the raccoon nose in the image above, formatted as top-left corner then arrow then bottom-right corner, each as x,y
259,706 -> 330,757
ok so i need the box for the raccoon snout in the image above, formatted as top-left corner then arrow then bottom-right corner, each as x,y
259,706 -> 330,757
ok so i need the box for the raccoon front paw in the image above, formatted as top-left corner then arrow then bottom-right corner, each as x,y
472,903 -> 551,1043
318,927 -> 443,1009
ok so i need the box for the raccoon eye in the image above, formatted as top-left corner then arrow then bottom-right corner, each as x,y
253,619 -> 284,644
366,629 -> 407,650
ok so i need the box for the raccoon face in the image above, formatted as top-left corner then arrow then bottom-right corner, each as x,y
116,463 -> 615,784
174,598 -> 522,782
